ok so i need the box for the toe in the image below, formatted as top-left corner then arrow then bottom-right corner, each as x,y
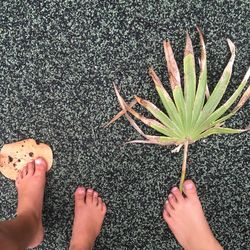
171,187 -> 184,202
21,165 -> 28,177
86,189 -> 94,204
15,174 -> 21,187
97,197 -> 102,207
93,191 -> 98,206
168,193 -> 177,208
17,169 -> 23,180
183,180 -> 198,199
27,162 -> 35,176
165,201 -> 174,216
102,202 -> 107,214
74,187 -> 86,207
163,208 -> 170,222
34,158 -> 47,176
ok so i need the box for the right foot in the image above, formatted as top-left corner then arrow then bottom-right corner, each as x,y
69,187 -> 107,250
163,180 -> 223,250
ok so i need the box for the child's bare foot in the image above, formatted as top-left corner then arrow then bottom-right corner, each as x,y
15,157 -> 47,248
163,180 -> 223,250
69,187 -> 107,250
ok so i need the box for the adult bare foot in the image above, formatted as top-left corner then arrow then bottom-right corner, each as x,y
69,187 -> 107,250
15,157 -> 47,248
163,180 -> 223,250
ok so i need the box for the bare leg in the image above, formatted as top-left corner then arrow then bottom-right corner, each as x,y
69,187 -> 107,250
163,180 -> 223,250
0,158 -> 47,249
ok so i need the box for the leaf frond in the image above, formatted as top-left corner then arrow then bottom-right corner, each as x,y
184,32 -> 196,132
193,39 -> 236,132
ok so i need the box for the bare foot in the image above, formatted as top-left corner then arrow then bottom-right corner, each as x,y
163,180 -> 223,250
69,187 -> 107,250
15,157 -> 47,248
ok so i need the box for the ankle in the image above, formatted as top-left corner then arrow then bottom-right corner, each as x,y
16,211 -> 41,230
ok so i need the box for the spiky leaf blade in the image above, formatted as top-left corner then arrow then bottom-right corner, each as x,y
163,41 -> 186,130
191,27 -> 207,130
212,84 -> 250,125
194,67 -> 250,136
194,127 -> 247,141
118,96 -> 179,137
149,67 -> 184,131
184,33 -> 196,133
193,39 -> 236,131
134,96 -> 184,137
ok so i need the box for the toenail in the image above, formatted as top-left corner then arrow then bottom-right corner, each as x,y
35,158 -> 44,165
168,194 -> 173,198
77,187 -> 85,194
172,187 -> 178,192
184,182 -> 193,189
87,189 -> 93,193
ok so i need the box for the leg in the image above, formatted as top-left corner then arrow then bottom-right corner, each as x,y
163,180 -> 223,250
0,158 -> 47,249
69,187 -> 107,250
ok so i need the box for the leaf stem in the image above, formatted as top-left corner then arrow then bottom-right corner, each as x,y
179,141 -> 189,193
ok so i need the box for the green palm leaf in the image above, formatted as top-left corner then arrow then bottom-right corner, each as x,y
105,27 -> 250,192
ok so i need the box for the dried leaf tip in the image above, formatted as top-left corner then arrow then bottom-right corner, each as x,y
225,39 -> 236,70
243,66 -> 250,82
148,67 -> 160,86
163,39 -> 181,89
237,85 -> 250,108
113,84 -> 127,112
195,25 -> 202,34
185,32 -> 194,56
227,39 -> 236,56
134,95 -> 143,104
196,26 -> 206,53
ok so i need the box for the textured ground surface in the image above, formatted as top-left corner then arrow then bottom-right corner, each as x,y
0,1 -> 249,249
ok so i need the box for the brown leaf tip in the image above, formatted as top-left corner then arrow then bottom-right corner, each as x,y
134,95 -> 143,104
227,39 -> 236,55
185,32 -> 194,56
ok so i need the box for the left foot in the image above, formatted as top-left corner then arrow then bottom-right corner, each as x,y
15,157 -> 47,248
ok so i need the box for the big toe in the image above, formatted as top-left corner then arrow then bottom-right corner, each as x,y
74,187 -> 86,207
183,180 -> 198,198
34,157 -> 47,176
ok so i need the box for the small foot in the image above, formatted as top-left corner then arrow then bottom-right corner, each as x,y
69,187 -> 107,250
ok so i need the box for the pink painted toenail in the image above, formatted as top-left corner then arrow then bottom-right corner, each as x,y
168,193 -> 173,198
172,187 -> 178,192
184,182 -> 193,189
